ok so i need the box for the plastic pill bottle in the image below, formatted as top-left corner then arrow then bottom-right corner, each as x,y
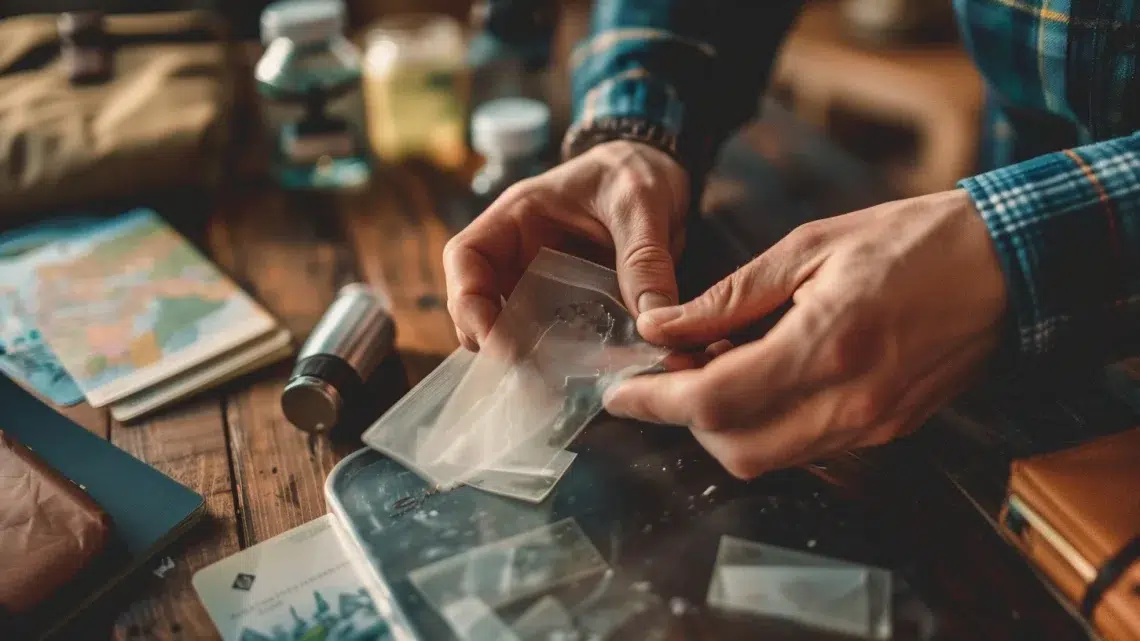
470,97 -> 551,211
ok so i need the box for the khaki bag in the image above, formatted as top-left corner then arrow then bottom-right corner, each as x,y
0,11 -> 236,218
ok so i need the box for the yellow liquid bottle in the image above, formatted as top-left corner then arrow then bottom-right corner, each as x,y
362,14 -> 469,171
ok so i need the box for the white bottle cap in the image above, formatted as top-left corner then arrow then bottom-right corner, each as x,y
261,0 -> 346,46
471,98 -> 551,159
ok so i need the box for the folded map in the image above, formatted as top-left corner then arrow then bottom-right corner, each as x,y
1,209 -> 281,407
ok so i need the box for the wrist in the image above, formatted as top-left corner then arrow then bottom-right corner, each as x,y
561,116 -> 682,166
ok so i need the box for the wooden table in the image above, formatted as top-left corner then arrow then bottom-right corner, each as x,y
52,111 -> 1105,641
59,164 -> 468,641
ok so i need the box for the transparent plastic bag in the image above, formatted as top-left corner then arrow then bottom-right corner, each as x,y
362,248 -> 667,500
706,536 -> 892,640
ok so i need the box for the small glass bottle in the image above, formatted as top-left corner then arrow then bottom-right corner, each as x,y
470,98 -> 551,210
362,15 -> 468,170
255,0 -> 370,189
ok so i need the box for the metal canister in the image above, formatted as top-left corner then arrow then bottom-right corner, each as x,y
281,283 -> 396,433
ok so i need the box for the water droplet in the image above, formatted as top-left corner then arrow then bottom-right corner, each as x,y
669,597 -> 690,616
702,485 -> 717,497
806,539 -> 817,548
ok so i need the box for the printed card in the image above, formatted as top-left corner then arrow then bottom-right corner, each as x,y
193,515 -> 391,641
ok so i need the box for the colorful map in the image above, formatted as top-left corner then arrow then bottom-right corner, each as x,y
6,209 -> 276,406
0,216 -> 102,405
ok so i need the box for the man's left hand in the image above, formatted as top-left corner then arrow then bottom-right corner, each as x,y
603,189 -> 1008,478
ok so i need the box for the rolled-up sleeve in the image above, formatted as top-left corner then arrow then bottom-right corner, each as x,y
959,132 -> 1140,363
565,0 -> 803,179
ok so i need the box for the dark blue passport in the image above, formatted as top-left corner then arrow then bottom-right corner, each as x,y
0,374 -> 205,639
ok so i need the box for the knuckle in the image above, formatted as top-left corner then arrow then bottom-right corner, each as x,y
784,220 -> 828,254
445,296 -> 466,323
703,270 -> 749,314
622,240 -> 673,271
498,178 -> 535,204
442,235 -> 465,268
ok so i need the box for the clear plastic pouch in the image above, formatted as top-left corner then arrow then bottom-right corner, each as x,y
362,248 -> 667,500
706,536 -> 892,640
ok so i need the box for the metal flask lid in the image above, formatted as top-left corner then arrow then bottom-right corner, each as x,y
281,374 -> 343,434
280,283 -> 395,434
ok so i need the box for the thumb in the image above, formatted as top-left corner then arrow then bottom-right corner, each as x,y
637,236 -> 818,347
608,210 -> 681,317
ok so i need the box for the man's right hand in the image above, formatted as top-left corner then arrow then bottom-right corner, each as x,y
444,140 -> 690,350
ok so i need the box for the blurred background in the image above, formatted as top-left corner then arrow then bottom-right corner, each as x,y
0,0 -> 981,213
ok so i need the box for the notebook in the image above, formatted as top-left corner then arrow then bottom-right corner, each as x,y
0,374 -> 206,640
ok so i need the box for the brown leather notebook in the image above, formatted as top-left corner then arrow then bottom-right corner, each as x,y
0,430 -> 112,620
999,427 -> 1140,641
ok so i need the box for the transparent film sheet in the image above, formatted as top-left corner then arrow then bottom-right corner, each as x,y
706,536 -> 892,640
360,347 -> 477,488
439,597 -> 521,641
464,448 -> 578,504
409,518 -> 609,616
509,575 -> 669,641
510,596 -> 574,640
415,248 -> 668,490
361,345 -> 581,501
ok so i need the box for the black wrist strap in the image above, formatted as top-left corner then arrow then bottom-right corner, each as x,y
561,117 -> 683,167
1080,535 -> 1140,618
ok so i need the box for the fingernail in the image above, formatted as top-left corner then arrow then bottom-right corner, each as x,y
639,304 -> 682,326
638,291 -> 673,314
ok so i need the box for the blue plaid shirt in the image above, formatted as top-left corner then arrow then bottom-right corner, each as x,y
492,0 -> 1140,365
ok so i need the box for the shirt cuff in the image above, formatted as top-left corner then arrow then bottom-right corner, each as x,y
959,133 -> 1140,364
560,70 -> 685,161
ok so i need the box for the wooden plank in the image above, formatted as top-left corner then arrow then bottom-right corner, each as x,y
341,166 -> 459,386
107,400 -> 235,641
210,186 -> 359,545
58,403 -> 109,439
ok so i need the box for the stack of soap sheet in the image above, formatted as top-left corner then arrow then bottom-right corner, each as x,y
363,248 -> 668,503
408,517 -> 671,641
0,209 -> 292,421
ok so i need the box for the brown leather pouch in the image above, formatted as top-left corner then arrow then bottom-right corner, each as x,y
0,430 -> 112,618
0,10 -> 236,219
999,427 -> 1140,641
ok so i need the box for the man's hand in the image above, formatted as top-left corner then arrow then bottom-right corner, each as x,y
604,190 -> 1008,479
444,140 -> 689,350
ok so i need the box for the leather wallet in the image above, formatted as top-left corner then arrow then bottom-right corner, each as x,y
999,427 -> 1140,641
0,430 -> 112,618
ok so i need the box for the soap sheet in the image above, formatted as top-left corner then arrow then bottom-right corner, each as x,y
706,536 -> 893,639
362,248 -> 668,502
408,517 -> 671,641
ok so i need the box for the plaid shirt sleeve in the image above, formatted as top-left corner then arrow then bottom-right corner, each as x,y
564,0 -> 802,181
959,131 -> 1140,364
